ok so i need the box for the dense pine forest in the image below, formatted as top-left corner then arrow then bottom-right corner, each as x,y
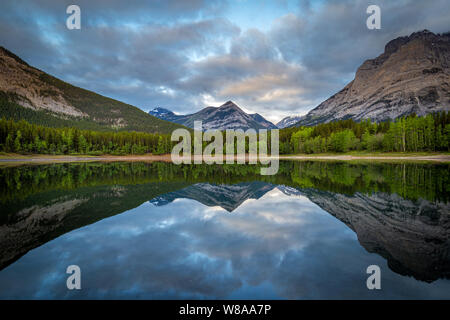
0,118 -> 174,155
0,112 -> 449,156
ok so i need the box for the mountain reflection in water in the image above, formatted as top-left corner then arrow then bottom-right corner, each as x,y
0,161 -> 449,299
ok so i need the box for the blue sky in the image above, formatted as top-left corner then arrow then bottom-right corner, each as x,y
1,0 -> 449,122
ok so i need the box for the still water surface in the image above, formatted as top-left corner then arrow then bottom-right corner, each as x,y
0,161 -> 449,299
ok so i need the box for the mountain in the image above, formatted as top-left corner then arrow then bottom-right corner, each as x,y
149,182 -> 275,212
0,47 -> 184,134
249,113 -> 278,129
148,107 -> 176,119
296,30 -> 450,126
149,100 -> 278,130
276,115 -> 303,128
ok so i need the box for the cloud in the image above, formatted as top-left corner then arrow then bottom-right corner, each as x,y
1,0 -> 449,122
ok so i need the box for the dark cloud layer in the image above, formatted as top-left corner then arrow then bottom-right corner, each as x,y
0,0 -> 449,122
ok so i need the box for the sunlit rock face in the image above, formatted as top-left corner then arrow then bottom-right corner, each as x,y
0,47 -> 86,117
296,30 -> 450,126
303,190 -> 450,282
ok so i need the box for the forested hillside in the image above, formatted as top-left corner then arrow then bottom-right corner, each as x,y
0,47 -> 185,134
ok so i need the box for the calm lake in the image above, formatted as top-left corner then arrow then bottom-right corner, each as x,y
0,160 -> 449,299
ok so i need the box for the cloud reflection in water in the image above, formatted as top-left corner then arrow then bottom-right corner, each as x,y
0,188 -> 449,299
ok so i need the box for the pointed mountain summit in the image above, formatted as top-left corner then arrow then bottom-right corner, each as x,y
148,107 -> 180,123
149,107 -> 175,117
149,100 -> 277,130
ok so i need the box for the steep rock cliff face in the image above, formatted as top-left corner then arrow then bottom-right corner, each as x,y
0,47 -> 86,117
297,30 -> 450,126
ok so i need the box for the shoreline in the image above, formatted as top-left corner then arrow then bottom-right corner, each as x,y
0,153 -> 449,164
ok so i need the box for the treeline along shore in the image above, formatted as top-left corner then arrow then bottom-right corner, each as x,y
0,112 -> 449,157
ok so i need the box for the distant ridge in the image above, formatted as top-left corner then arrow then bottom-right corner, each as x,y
149,100 -> 278,130
276,115 -> 303,128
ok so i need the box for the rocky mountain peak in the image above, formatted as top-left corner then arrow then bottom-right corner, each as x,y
383,30 -> 442,56
219,100 -> 241,110
296,30 -> 450,126
149,107 -> 175,116
149,100 -> 277,130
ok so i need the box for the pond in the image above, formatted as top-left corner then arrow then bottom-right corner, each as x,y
0,161 -> 449,299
